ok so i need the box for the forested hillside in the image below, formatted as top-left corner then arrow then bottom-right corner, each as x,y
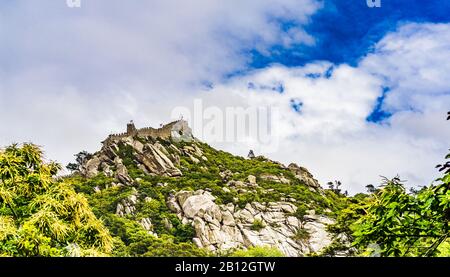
1,113 -> 449,257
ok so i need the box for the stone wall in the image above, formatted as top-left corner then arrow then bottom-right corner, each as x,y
102,120 -> 192,145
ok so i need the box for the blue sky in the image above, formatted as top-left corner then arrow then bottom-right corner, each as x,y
250,0 -> 450,68
232,0 -> 450,123
0,0 -> 449,193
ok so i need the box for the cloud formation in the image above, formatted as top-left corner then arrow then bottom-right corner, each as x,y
0,0 -> 321,164
0,2 -> 449,193
203,23 -> 450,193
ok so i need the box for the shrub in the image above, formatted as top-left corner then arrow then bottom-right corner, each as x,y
250,219 -> 265,231
293,228 -> 310,243
230,246 -> 284,257
0,144 -> 113,256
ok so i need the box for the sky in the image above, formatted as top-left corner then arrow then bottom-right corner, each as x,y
1,0 -> 450,193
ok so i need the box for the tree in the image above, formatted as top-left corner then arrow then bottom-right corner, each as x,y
351,112 -> 450,257
335,181 -> 342,194
365,184 -> 376,194
327,180 -> 342,194
327,181 -> 334,190
66,151 -> 93,173
66,163 -> 79,173
0,144 -> 112,256
75,151 -> 93,165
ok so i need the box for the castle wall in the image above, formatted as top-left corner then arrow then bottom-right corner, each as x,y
135,121 -> 176,139
102,120 -> 186,146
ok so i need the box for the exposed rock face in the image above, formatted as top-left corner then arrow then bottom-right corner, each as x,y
116,192 -> 138,217
82,156 -> 101,178
114,157 -> 133,185
77,120 -> 335,256
79,120 -> 196,181
115,189 -> 158,236
303,213 -> 334,253
162,218 -> 173,231
260,174 -> 291,184
247,175 -> 257,184
139,217 -> 158,237
181,192 -> 218,219
288,163 -> 321,189
219,170 -> 233,182
181,144 -> 208,166
167,190 -> 334,256
136,143 -> 182,177
226,180 -> 257,189
80,135 -> 184,185
139,217 -> 153,231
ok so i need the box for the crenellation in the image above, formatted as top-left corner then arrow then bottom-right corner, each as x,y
102,119 -> 193,146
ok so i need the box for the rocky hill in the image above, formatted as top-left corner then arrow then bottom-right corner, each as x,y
70,120 -> 347,257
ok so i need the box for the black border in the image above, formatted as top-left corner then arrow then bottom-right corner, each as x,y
0,257 -> 448,275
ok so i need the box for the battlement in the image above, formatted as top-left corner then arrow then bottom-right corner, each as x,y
102,119 -> 193,145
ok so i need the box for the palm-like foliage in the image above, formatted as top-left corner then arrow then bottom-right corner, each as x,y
0,143 -> 113,256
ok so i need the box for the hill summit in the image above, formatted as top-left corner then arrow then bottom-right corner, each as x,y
72,120 -> 346,256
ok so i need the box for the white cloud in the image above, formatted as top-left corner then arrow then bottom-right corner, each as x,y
0,2 -> 449,194
200,23 -> 450,193
0,0 -> 321,161
361,23 -> 450,113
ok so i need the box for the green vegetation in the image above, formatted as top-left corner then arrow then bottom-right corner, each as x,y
322,113 -> 450,257
66,174 -> 207,257
353,172 -> 450,257
66,151 -> 93,173
229,246 -> 284,257
60,138 -> 345,257
293,228 -> 310,243
0,144 -> 113,257
251,219 -> 265,231
173,141 -> 346,213
3,112 -> 448,257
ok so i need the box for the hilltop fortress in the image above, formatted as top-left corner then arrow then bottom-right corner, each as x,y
103,119 -> 194,145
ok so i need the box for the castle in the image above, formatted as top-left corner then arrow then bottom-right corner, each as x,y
102,119 -> 193,145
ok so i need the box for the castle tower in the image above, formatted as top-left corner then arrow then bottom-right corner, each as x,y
127,120 -> 137,136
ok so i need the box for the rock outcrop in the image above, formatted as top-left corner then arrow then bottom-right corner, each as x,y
260,173 -> 291,184
167,190 -> 333,256
77,119 -> 335,256
115,157 -> 133,185
288,163 -> 321,189
135,142 -> 182,177
82,156 -> 101,178
116,191 -> 138,217
81,138 -> 184,181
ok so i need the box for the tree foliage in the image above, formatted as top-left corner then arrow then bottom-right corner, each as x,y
66,151 -> 92,173
0,144 -> 113,256
229,246 -> 284,257
345,113 -> 450,256
352,169 -> 450,256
